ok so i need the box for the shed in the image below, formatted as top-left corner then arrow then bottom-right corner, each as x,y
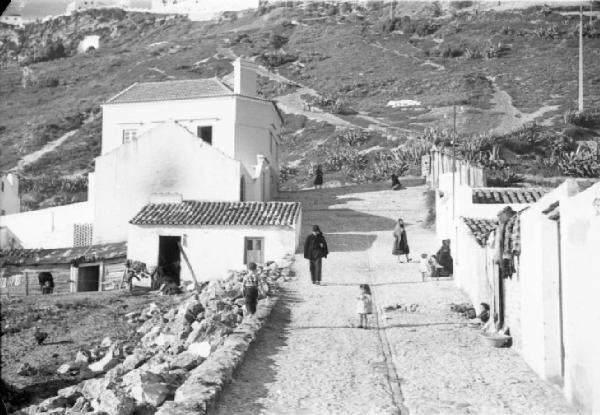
127,200 -> 302,282
0,242 -> 127,296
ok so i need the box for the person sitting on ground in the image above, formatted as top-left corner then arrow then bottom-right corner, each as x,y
243,262 -> 260,319
433,239 -> 453,277
356,284 -> 373,329
38,272 -> 54,295
391,173 -> 403,190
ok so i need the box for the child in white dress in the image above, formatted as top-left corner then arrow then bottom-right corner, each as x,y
356,284 -> 373,329
419,253 -> 432,281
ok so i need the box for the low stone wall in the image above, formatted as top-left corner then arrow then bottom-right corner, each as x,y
16,257 -> 293,415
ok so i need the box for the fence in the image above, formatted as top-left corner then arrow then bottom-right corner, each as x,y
426,149 -> 487,190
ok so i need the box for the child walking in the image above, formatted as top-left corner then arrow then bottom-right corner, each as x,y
356,284 -> 373,329
243,262 -> 260,319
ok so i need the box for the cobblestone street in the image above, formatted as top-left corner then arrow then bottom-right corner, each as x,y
213,184 -> 578,415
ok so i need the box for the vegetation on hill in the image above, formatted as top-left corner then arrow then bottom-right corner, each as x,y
0,2 -> 598,209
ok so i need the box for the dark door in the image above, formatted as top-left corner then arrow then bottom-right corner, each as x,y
158,236 -> 181,285
245,237 -> 264,265
78,265 -> 99,292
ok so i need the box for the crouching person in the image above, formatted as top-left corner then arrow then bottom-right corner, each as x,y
243,262 -> 260,319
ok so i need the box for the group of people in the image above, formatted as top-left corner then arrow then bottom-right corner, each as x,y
313,167 -> 405,192
300,220 -> 454,328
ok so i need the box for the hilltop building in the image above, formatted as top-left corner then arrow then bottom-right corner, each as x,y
149,0 -> 259,21
66,0 -> 131,14
0,14 -> 27,27
0,58 -> 301,291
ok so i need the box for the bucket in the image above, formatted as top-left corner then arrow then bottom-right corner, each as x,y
480,332 -> 511,348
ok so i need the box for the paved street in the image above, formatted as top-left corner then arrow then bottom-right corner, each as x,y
213,183 -> 578,415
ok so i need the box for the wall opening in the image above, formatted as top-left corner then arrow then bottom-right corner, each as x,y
77,265 -> 100,292
240,176 -> 246,201
158,236 -> 181,285
197,126 -> 212,145
244,237 -> 264,265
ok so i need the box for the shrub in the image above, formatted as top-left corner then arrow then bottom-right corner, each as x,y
336,129 -> 370,147
257,51 -> 297,67
564,108 -> 600,128
556,148 -> 600,178
486,169 -> 525,187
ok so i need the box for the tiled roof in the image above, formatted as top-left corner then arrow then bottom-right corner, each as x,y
0,242 -> 127,267
472,187 -> 548,204
461,217 -> 498,247
130,201 -> 301,227
106,78 -> 233,104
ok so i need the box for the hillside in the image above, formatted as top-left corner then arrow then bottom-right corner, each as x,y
1,2 -> 599,209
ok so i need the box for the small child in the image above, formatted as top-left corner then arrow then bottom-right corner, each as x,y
356,284 -> 373,329
419,253 -> 431,281
243,262 -> 260,319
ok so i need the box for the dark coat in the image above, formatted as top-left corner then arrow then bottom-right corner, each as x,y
38,272 -> 54,289
304,233 -> 328,260
392,228 -> 410,255
314,169 -> 323,186
436,247 -> 453,274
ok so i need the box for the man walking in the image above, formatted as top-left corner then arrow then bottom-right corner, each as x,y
304,225 -> 328,285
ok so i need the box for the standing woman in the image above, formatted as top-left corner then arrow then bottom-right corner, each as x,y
314,165 -> 324,189
392,219 -> 411,263
304,225 -> 329,284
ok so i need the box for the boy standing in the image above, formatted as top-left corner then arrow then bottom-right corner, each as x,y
243,262 -> 260,319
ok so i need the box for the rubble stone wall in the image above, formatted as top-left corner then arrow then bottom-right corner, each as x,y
17,256 -> 294,415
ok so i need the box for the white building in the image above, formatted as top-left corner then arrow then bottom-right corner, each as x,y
149,0 -> 259,21
77,35 -> 100,53
0,173 -> 20,217
0,14 -> 27,27
0,58 -> 295,279
66,0 -> 130,14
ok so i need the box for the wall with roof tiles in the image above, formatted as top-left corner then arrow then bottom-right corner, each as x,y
126,224 -> 297,282
93,123 -> 242,244
0,202 -> 93,249
559,181 -> 600,413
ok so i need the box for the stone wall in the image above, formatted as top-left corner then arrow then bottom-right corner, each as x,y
16,256 -> 294,415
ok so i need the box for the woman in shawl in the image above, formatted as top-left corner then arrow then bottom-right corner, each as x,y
392,219 -> 411,263
314,165 -> 324,189
391,174 -> 403,190
434,239 -> 453,276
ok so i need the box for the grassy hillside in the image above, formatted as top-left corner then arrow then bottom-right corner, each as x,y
0,2 -> 599,209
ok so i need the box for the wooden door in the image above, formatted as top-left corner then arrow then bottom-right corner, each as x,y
245,237 -> 264,265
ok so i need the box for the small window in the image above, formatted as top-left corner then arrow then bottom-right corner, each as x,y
1,181 -> 4,192
240,176 -> 245,201
197,126 -> 212,145
122,129 -> 137,144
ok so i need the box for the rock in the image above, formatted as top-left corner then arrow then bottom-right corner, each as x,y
67,396 -> 92,414
80,377 -> 111,400
155,401 -> 196,415
91,389 -> 135,415
75,349 -> 91,363
187,341 -> 211,358
57,361 -> 85,375
17,362 -> 37,376
122,369 -> 170,407
89,348 -> 118,373
58,385 -> 82,400
122,353 -> 148,371
154,333 -> 177,347
38,396 -> 69,411
100,336 -> 112,348
145,302 -> 160,316
169,352 -> 203,371
137,319 -> 156,335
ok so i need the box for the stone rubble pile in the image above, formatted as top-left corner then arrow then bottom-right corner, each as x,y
16,258 -> 294,415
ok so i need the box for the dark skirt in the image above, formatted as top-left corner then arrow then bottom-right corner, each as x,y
392,235 -> 410,255
314,174 -> 323,186
244,286 -> 259,314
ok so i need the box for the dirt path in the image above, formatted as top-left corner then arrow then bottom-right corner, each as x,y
487,76 -> 560,135
213,183 -> 577,415
12,130 -> 78,172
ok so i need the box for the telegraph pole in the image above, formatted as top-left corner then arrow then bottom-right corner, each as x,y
579,1 -> 584,112
452,103 -> 457,220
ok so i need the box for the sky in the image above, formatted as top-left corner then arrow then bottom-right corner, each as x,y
2,0 -> 151,18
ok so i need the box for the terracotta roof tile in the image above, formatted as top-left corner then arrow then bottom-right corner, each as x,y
472,187 -> 548,204
0,242 -> 127,267
461,217 -> 498,247
130,201 -> 301,227
106,79 -> 233,104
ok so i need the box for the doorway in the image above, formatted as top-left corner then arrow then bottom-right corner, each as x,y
78,265 -> 100,292
158,236 -> 181,285
245,237 -> 264,265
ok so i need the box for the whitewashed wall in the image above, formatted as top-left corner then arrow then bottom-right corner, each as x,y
454,221 -> 490,312
559,181 -> 600,413
0,173 -> 20,216
127,224 -> 298,281
93,123 -> 242,244
0,202 -> 93,249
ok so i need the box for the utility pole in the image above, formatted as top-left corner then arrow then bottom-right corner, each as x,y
579,1 -> 584,112
452,103 -> 457,220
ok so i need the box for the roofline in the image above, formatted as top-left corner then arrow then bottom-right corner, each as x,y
105,82 -> 139,104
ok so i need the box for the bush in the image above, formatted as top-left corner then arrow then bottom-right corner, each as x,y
257,51 -> 297,67
556,148 -> 600,178
564,108 -> 600,128
336,129 -> 370,147
486,169 -> 525,187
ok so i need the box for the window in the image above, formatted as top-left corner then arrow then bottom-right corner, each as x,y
122,129 -> 137,144
240,176 -> 246,201
197,126 -> 212,145
244,237 -> 264,265
1,181 -> 3,192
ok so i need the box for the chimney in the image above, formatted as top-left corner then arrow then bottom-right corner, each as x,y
233,58 -> 256,97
